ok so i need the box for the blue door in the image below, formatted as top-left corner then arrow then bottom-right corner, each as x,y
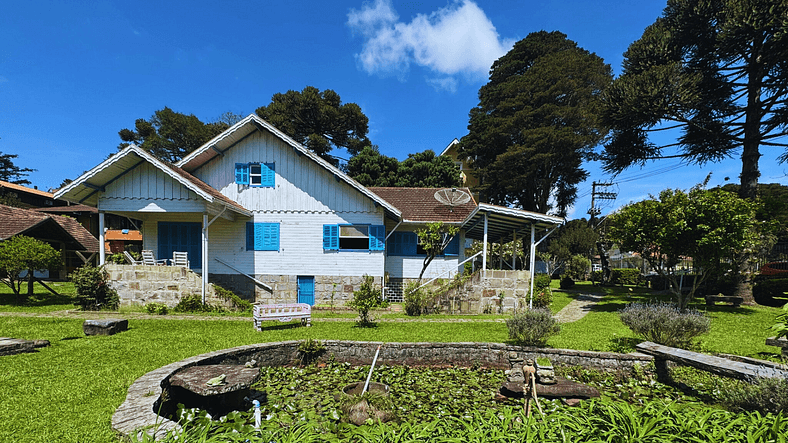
297,276 -> 315,305
158,222 -> 201,269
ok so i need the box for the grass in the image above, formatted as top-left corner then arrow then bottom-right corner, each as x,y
1,278 -> 785,442
0,281 -> 77,313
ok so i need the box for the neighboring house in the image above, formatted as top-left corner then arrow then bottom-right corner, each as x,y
104,229 -> 143,254
55,114 -> 563,306
0,204 -> 100,278
439,139 -> 479,198
0,180 -> 66,209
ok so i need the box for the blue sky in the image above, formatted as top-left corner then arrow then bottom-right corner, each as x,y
2,0 -> 786,219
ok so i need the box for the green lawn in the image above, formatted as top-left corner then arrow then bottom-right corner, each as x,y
0,281 -> 77,313
1,280 -> 785,442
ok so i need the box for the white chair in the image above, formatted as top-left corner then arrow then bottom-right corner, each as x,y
141,250 -> 167,266
123,251 -> 142,265
170,251 -> 189,268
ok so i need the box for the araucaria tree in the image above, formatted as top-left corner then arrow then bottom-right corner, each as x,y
459,31 -> 612,216
607,185 -> 760,310
118,107 -> 229,163
0,150 -> 35,185
415,222 -> 460,281
256,86 -> 371,165
0,235 -> 61,302
602,0 -> 788,200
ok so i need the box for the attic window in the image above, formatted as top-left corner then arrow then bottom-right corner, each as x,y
235,162 -> 275,187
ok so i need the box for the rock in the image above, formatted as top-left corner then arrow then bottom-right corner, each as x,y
83,319 -> 128,336
500,377 -> 600,399
562,398 -> 583,407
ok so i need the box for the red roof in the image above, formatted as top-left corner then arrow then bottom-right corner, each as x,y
105,230 -> 142,241
0,180 -> 54,198
368,187 -> 476,223
0,204 -> 99,252
34,204 -> 98,214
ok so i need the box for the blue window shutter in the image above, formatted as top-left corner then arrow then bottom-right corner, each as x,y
444,235 -> 459,256
262,163 -> 275,187
235,163 -> 249,184
369,225 -> 385,251
405,232 -> 418,255
262,223 -> 280,251
246,222 -> 254,250
323,224 -> 338,250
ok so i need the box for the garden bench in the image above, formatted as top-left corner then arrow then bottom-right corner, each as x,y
705,294 -> 744,307
635,341 -> 788,383
253,303 -> 311,330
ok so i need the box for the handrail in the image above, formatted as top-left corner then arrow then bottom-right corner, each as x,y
214,258 -> 273,292
417,250 -> 483,290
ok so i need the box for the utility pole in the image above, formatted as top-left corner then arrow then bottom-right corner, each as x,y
588,182 -> 617,284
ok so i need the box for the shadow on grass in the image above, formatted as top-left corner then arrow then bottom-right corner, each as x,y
61,336 -> 82,341
255,322 -> 306,332
0,290 -> 76,308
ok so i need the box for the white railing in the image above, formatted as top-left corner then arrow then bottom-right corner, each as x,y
417,250 -> 484,290
214,258 -> 273,292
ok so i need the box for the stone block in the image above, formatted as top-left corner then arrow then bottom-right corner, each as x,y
83,319 -> 129,336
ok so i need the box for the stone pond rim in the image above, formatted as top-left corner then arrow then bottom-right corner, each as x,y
112,340 -> 653,440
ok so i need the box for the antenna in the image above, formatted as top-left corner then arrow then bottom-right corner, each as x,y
434,188 -> 471,212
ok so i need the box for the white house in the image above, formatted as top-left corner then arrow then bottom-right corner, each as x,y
55,114 -> 563,306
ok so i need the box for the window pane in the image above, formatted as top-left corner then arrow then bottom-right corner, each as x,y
340,225 -> 368,238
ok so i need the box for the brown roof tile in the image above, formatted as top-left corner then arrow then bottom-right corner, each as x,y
368,187 -> 476,223
164,163 -> 250,215
34,204 -> 98,214
0,204 -> 99,252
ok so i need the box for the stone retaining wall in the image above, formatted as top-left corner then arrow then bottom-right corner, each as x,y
210,273 -> 383,305
113,340 -> 652,440
435,270 -> 532,314
106,264 -> 230,308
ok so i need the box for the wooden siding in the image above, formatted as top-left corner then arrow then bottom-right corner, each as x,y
383,220 -> 466,279
193,130 -> 378,214
99,162 -> 206,213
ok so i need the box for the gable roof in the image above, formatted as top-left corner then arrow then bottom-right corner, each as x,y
53,145 -> 251,217
439,138 -> 460,157
177,114 -> 401,220
368,187 -> 476,224
0,180 -> 55,199
0,204 -> 99,252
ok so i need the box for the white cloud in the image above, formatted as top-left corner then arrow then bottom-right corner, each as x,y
347,0 -> 514,86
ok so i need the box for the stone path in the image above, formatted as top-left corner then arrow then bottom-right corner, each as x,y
553,293 -> 605,323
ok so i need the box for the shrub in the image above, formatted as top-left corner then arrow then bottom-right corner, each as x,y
174,294 -> 221,313
719,377 -> 788,414
619,302 -> 710,349
565,255 -> 591,281
403,281 -> 433,316
347,275 -> 386,325
70,265 -> 120,311
559,275 -> 575,289
506,308 -> 560,347
213,285 -> 252,312
753,278 -> 788,307
145,302 -> 168,315
297,338 -> 326,365
610,268 -> 642,285
106,253 -> 126,264
528,273 -> 552,308
772,302 -> 788,339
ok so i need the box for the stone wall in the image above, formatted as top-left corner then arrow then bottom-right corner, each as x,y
113,340 -> 653,440
106,264 -> 231,308
433,270 -> 531,314
209,273 -> 382,305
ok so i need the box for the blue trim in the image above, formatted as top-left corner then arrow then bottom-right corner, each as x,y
235,163 -> 249,184
323,225 -> 339,250
246,222 -> 280,251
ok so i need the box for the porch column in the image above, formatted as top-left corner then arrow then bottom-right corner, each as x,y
498,238 -> 503,269
98,211 -> 105,265
512,230 -> 516,270
202,213 -> 208,304
482,212 -> 488,278
529,224 -> 536,309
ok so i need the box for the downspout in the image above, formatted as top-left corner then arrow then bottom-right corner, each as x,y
98,211 -> 106,265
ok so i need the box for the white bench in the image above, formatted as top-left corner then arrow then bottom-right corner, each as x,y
253,303 -> 311,330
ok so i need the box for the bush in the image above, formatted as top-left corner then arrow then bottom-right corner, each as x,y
772,302 -> 788,339
213,285 -> 252,312
347,275 -> 386,325
70,265 -> 119,311
174,294 -> 221,313
528,273 -> 552,308
106,253 -> 126,264
753,278 -> 788,307
506,308 -> 560,347
403,281 -> 433,316
609,268 -> 642,285
297,338 -> 326,365
719,377 -> 788,414
559,275 -> 574,289
145,302 -> 168,315
565,255 -> 591,281
619,302 -> 710,349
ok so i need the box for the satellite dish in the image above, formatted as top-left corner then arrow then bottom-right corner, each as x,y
434,188 -> 471,211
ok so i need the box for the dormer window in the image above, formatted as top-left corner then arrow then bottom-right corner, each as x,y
235,162 -> 275,187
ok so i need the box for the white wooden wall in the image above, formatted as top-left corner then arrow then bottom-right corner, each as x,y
98,162 -> 206,213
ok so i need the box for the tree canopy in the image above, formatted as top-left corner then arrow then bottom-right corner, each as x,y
602,0 -> 788,200
346,147 -> 461,188
256,86 -> 371,165
458,31 -> 612,216
118,107 -> 229,163
607,185 -> 760,309
0,235 -> 61,302
0,150 -> 35,185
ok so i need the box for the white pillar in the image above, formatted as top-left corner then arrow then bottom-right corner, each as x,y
98,211 -> 105,265
202,213 -> 208,304
482,212 -> 488,278
512,230 -> 517,270
529,224 -> 536,310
